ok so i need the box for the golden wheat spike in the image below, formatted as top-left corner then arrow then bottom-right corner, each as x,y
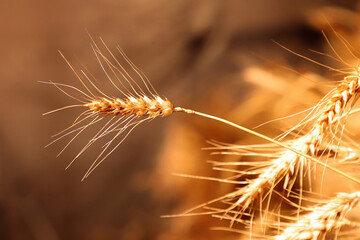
84,96 -> 174,118
44,36 -> 180,179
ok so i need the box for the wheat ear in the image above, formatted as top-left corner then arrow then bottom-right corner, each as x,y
45,37 -> 360,188
274,192 -> 360,240
45,75 -> 360,185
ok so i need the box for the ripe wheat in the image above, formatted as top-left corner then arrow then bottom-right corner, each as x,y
44,33 -> 360,239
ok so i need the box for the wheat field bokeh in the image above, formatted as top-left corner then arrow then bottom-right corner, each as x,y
1,0 -> 360,239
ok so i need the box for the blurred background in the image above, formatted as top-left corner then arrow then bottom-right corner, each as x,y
1,0 -> 360,239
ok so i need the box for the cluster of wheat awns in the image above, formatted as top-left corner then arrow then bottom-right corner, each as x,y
45,33 -> 360,239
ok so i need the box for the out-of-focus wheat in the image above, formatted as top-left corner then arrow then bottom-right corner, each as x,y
274,192 -> 360,240
181,70 -> 360,228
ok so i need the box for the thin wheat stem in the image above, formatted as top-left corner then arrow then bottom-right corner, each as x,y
173,107 -> 360,185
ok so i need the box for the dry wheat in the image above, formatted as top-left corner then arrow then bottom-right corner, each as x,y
44,34 -> 360,239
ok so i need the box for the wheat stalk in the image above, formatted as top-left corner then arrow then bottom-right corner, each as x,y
44,36 -> 360,185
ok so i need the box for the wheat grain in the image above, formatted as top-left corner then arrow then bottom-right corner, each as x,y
85,96 -> 174,118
